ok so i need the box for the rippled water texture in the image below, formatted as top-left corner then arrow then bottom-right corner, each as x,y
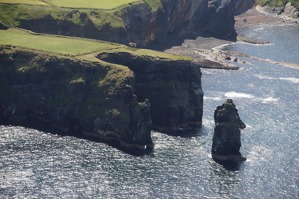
1,25 -> 299,198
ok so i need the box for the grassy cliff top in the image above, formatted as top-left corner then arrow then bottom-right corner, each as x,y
0,0 -> 162,10
0,28 -> 190,62
0,0 -> 163,32
0,0 -> 140,9
0,28 -> 119,56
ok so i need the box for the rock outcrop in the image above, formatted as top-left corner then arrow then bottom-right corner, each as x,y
98,51 -> 203,132
0,0 -> 237,47
0,46 -> 203,150
0,47 -> 153,150
212,99 -> 246,165
284,2 -> 299,18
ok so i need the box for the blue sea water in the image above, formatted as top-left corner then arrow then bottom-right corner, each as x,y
1,24 -> 299,198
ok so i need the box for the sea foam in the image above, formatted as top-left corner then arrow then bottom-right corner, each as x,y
279,77 -> 299,83
225,91 -> 255,99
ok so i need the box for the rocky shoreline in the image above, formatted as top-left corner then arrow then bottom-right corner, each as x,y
166,6 -> 299,70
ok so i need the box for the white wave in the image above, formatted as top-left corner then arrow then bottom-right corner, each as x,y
260,97 -> 279,103
225,91 -> 255,99
202,118 -> 214,126
279,77 -> 299,83
203,96 -> 222,101
254,74 -> 276,80
254,75 -> 299,84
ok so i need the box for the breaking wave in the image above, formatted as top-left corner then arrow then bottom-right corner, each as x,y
279,77 -> 299,83
204,91 -> 279,104
224,91 -> 255,99
255,74 -> 299,83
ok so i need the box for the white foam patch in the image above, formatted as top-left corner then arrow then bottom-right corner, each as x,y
254,74 -> 276,80
254,75 -> 299,84
202,119 -> 214,127
224,91 -> 255,99
279,77 -> 299,83
259,97 -> 279,103
203,96 -> 222,101
224,91 -> 279,104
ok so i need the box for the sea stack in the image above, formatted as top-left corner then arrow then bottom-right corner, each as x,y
212,99 -> 246,165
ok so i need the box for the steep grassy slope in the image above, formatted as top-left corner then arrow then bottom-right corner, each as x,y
0,0 -> 162,10
257,0 -> 299,7
0,3 -> 125,28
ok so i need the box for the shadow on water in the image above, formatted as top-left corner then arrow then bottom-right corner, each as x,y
0,119 -> 154,157
213,159 -> 245,171
1,118 -> 213,157
153,125 -> 210,138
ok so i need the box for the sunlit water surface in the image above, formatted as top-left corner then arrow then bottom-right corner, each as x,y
1,24 -> 299,198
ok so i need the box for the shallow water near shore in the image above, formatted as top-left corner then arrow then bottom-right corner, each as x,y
1,25 -> 299,198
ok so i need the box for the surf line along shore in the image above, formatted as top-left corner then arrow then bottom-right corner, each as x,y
165,7 -> 299,70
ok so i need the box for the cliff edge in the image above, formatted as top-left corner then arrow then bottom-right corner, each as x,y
0,0 -> 237,47
0,28 -> 203,150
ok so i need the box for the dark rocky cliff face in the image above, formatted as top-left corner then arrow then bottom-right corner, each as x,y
0,47 -> 153,150
98,52 -> 203,132
231,0 -> 255,15
212,99 -> 246,168
2,0 -> 237,47
0,46 -> 203,149
122,0 -> 237,46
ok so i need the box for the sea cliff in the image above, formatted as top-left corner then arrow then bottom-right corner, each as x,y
0,35 -> 203,150
0,0 -> 249,151
0,0 -> 238,47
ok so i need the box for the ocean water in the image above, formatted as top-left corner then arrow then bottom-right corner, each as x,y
1,24 -> 299,198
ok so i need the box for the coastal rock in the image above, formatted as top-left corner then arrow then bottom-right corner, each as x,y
0,47 -> 153,150
272,7 -> 284,15
212,99 -> 246,165
285,2 -> 299,18
98,51 -> 203,133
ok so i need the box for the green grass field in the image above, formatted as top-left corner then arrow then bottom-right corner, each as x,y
0,0 -> 141,9
0,0 -> 48,5
0,28 -> 188,61
0,29 -> 119,55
